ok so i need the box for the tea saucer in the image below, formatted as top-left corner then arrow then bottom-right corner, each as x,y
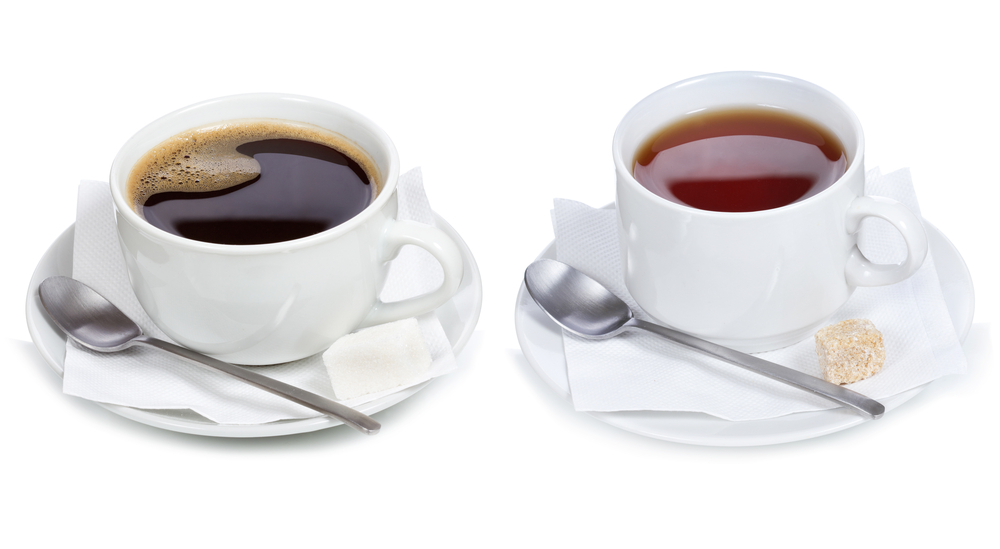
26,214 -> 482,437
514,216 -> 973,446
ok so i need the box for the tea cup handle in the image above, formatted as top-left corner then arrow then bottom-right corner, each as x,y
844,196 -> 928,287
357,219 -> 464,328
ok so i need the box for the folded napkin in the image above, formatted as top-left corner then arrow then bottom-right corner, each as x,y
554,168 -> 967,420
62,168 -> 457,425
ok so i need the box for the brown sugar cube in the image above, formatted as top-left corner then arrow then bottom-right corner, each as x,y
814,319 -> 886,385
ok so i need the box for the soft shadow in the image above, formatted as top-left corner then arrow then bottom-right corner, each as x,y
962,323 -> 993,378
12,337 -> 63,391
898,322 -> 994,402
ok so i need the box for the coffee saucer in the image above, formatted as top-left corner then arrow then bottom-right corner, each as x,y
26,214 -> 482,437
514,214 -> 973,446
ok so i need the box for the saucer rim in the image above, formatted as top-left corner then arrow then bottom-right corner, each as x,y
514,212 -> 973,446
25,213 -> 483,438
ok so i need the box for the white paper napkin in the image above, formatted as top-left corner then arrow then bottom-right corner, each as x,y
553,168 -> 967,420
62,168 -> 458,425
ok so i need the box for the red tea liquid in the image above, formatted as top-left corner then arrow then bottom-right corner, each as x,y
633,108 -> 848,212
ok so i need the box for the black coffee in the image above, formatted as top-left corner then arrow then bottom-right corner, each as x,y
633,108 -> 847,212
127,120 -> 377,245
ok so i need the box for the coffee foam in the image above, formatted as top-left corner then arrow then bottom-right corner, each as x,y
126,119 -> 381,212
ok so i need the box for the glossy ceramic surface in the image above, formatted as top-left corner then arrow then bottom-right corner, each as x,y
614,72 -> 928,352
109,94 -> 465,364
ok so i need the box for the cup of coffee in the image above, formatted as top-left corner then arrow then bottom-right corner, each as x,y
109,93 -> 464,365
613,72 -> 927,352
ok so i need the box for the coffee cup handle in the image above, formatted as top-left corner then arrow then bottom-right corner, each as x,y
844,196 -> 928,287
357,219 -> 464,328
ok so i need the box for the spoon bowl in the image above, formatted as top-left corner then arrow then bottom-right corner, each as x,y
40,276 -> 142,352
38,276 -> 381,435
524,259 -> 633,339
523,259 -> 884,420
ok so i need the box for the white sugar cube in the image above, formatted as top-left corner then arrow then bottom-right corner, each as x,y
322,318 -> 432,400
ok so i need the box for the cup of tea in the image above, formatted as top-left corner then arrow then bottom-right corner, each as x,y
109,93 -> 464,365
613,72 -> 927,352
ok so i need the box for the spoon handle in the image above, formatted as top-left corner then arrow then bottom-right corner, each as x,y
134,336 -> 381,434
630,319 -> 885,420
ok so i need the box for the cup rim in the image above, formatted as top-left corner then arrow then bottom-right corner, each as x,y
612,71 -> 865,217
109,92 -> 400,255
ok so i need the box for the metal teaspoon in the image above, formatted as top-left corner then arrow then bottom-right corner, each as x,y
523,259 -> 885,420
38,276 -> 381,435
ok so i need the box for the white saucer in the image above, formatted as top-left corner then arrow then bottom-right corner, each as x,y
26,214 -> 482,437
514,219 -> 973,446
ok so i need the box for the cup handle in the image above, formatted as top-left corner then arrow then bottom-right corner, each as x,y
357,218 -> 464,328
844,196 -> 928,287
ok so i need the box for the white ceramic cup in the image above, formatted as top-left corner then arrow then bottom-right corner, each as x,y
110,93 -> 464,365
613,72 -> 927,353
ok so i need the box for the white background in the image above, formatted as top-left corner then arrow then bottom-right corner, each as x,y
2,1 -> 996,546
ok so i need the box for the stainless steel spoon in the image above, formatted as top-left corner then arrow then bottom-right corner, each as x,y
524,259 -> 884,420
38,276 -> 380,435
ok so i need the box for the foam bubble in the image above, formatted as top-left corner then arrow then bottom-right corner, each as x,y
126,119 -> 381,213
